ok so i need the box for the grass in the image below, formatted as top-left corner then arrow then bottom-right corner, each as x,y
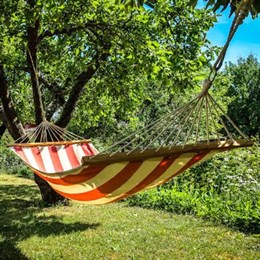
0,174 -> 259,260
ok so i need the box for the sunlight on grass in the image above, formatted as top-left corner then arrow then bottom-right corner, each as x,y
0,174 -> 259,259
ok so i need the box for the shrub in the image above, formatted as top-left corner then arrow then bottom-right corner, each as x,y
0,134 -> 33,178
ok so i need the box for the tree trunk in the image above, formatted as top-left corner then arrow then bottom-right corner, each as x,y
24,16 -> 69,205
34,174 -> 68,206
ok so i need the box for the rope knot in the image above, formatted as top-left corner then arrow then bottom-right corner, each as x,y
197,79 -> 211,98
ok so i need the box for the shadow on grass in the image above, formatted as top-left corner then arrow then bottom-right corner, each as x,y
0,183 -> 100,259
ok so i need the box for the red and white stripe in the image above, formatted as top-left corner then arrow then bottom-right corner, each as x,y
10,142 -> 98,174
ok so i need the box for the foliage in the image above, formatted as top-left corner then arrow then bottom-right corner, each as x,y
0,0 -> 216,132
1,174 -> 260,259
62,2 -> 217,139
127,143 -> 260,233
221,55 -> 260,137
0,134 -> 32,178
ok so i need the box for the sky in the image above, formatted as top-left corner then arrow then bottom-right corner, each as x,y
198,1 -> 260,64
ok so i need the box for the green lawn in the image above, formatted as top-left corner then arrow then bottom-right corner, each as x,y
0,174 -> 259,260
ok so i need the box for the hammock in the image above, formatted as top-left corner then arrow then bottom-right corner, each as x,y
8,93 -> 253,205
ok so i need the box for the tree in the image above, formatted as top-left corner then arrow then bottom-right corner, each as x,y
0,0 -> 216,204
223,55 -> 260,137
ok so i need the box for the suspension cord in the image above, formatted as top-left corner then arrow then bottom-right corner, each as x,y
27,47 -> 47,123
198,0 -> 251,97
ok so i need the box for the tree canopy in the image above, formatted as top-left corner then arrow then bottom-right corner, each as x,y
0,0 -> 216,139
222,55 -> 260,137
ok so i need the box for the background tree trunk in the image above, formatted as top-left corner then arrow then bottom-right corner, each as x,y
34,174 -> 68,206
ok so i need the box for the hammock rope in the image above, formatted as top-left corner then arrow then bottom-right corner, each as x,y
106,97 -> 198,156
90,93 -> 249,158
14,120 -> 86,144
198,0 -> 251,97
10,91 -> 250,155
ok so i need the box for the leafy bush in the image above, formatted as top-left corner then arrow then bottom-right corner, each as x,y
0,134 -> 33,178
127,142 -> 260,233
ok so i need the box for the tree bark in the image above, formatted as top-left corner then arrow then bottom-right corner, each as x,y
0,63 -> 67,206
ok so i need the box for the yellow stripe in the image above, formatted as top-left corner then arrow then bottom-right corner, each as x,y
66,154 -> 196,205
144,152 -> 197,190
49,161 -> 129,193
50,150 -> 221,205
86,151 -> 220,205
35,165 -> 84,178
145,150 -> 219,190
96,157 -> 164,198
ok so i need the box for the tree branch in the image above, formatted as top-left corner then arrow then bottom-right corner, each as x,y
38,22 -> 106,42
55,52 -> 109,128
55,63 -> 97,128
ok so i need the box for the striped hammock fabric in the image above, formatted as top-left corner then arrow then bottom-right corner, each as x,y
10,141 -> 98,174
9,139 -> 252,205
